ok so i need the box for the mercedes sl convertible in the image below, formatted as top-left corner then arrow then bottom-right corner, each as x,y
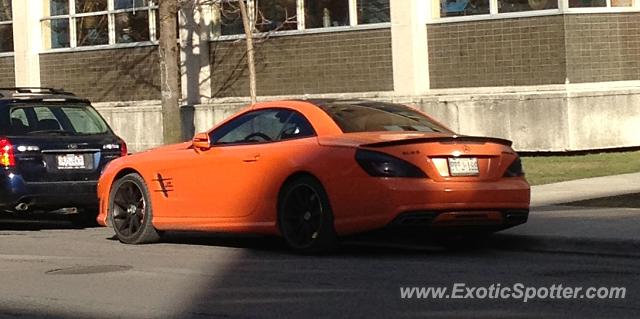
97,99 -> 530,253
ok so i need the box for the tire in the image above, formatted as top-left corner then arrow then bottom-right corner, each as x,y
108,173 -> 160,244
278,175 -> 337,254
70,205 -> 99,227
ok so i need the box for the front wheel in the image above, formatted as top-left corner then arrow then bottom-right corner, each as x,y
278,176 -> 337,254
109,173 -> 160,244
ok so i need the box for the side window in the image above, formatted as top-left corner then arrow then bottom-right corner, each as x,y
9,108 -> 31,134
62,107 -> 103,134
211,109 -> 293,145
278,111 -> 315,140
9,108 -> 28,126
33,106 -> 62,131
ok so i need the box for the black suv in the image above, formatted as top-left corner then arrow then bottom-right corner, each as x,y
0,87 -> 126,224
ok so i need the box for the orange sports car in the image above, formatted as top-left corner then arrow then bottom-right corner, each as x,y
97,99 -> 530,253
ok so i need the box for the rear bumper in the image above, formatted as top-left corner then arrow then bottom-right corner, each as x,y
330,176 -> 530,235
0,171 -> 97,212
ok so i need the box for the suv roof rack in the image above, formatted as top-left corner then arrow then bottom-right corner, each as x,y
0,87 -> 76,96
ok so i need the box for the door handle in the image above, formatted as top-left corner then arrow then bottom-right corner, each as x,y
243,154 -> 261,162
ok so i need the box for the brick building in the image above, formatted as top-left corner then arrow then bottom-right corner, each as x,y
0,0 -> 639,152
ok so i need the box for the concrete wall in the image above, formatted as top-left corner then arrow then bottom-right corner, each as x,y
0,56 -> 15,87
406,84 -> 640,152
409,91 -> 570,151
210,28 -> 394,97
40,46 -> 161,103
95,82 -> 640,153
94,101 -> 164,152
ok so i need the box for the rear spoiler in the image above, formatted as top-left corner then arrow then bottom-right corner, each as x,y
362,135 -> 513,148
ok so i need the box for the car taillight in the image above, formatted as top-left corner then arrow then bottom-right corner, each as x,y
504,156 -> 525,177
0,137 -> 16,167
119,139 -> 128,157
355,149 -> 427,178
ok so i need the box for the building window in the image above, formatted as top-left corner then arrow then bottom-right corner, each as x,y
41,0 -> 157,49
569,0 -> 606,6
75,0 -> 109,47
569,0 -> 634,6
0,0 -> 12,53
499,0 -> 558,13
114,0 -> 151,43
305,0 -> 350,28
214,0 -> 390,37
440,0 -> 490,17
256,0 -> 297,32
43,0 -> 70,48
357,0 -> 390,24
612,0 -> 634,6
437,0 -> 637,19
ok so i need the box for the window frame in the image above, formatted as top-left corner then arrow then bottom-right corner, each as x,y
40,0 -> 159,51
209,107 -> 317,147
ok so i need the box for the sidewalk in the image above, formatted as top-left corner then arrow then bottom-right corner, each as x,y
530,172 -> 640,207
495,172 -> 640,256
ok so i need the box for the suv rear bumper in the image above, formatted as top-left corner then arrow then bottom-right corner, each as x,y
0,171 -> 97,212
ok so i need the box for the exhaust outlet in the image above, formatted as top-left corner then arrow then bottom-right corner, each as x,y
15,202 -> 30,211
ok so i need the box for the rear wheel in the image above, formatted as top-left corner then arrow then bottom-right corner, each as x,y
109,173 -> 160,244
278,176 -> 337,254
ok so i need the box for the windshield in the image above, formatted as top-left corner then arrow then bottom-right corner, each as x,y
314,100 -> 452,134
6,104 -> 110,136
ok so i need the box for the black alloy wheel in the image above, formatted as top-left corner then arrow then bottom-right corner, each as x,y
278,176 -> 337,253
109,173 -> 160,244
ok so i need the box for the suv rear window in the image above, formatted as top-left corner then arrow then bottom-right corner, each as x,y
5,104 -> 109,136
314,100 -> 452,134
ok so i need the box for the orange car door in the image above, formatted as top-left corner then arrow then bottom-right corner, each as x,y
173,109 -> 296,219
183,143 -> 268,218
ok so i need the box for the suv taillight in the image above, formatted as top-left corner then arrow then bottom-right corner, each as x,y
0,137 -> 16,167
119,138 -> 128,157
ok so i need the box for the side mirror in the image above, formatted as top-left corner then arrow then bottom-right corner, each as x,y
192,132 -> 211,150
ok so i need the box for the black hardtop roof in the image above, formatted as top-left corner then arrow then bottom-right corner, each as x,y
301,98 -> 417,112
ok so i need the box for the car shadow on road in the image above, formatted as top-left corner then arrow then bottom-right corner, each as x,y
155,228 -> 495,257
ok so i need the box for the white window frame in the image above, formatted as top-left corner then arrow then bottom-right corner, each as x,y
213,0 -> 391,41
429,0 -> 640,24
40,0 -> 159,52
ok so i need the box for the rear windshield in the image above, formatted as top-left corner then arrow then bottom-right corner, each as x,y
315,101 -> 452,134
4,104 -> 110,136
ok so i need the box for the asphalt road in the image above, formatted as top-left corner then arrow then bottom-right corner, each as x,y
0,215 -> 638,319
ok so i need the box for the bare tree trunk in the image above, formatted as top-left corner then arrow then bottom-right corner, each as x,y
159,1 -> 183,144
238,0 -> 257,104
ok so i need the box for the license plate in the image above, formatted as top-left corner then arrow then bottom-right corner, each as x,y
448,157 -> 479,176
57,154 -> 86,169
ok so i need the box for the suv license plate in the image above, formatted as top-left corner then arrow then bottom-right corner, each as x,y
57,154 -> 86,169
448,157 -> 479,176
